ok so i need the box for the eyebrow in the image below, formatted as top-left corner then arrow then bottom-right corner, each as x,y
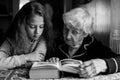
70,24 -> 81,31
66,22 -> 83,31
71,27 -> 78,31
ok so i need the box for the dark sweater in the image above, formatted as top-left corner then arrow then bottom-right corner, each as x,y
48,35 -> 120,77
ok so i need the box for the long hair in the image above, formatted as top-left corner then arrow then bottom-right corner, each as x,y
5,1 -> 55,55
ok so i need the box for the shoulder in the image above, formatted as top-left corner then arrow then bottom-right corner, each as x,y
0,38 -> 13,55
38,39 -> 46,47
86,36 -> 116,56
0,38 -> 13,49
88,36 -> 109,50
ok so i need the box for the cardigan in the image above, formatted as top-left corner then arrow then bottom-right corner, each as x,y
51,35 -> 120,77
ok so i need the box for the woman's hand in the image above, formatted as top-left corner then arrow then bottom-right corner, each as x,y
46,57 -> 60,63
25,51 -> 45,62
78,59 -> 107,78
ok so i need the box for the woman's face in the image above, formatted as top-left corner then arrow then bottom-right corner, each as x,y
26,14 -> 44,41
63,19 -> 87,49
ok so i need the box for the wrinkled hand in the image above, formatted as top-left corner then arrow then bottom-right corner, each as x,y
25,51 -> 45,62
46,57 -> 60,63
78,59 -> 107,78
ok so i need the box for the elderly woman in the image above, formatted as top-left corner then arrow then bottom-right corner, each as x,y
49,7 -> 119,78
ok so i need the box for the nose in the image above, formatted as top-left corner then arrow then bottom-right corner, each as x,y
66,31 -> 72,40
35,26 -> 39,34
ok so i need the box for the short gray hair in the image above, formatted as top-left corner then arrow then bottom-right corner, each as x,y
63,7 -> 93,34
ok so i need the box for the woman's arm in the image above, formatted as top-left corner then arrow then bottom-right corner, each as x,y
78,56 -> 120,78
104,56 -> 120,74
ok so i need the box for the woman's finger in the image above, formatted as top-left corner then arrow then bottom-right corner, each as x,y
84,60 -> 93,67
79,70 -> 88,78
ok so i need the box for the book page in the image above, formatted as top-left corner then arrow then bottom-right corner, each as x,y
59,59 -> 82,73
31,59 -> 82,73
60,59 -> 82,66
32,62 -> 59,69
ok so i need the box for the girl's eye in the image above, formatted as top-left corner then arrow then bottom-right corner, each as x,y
29,24 -> 44,29
29,24 -> 35,28
39,24 -> 44,28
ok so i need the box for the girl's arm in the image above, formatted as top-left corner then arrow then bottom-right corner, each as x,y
0,40 -> 26,70
34,40 -> 47,56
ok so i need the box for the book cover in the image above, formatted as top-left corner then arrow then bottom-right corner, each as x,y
30,66 -> 59,79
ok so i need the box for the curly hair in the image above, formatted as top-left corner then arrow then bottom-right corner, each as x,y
63,7 -> 93,35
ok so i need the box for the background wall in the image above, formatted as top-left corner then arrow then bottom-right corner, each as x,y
110,0 -> 120,54
0,0 -> 12,33
86,0 -> 111,47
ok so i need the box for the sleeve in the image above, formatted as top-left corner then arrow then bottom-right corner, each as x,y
104,56 -> 120,74
0,40 -> 26,70
92,38 -> 120,74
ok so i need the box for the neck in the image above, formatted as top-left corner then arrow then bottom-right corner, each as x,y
68,47 -> 79,56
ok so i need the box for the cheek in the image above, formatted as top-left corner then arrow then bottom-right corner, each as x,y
39,29 -> 44,35
63,32 -> 67,39
28,29 -> 34,35
78,35 -> 84,42
63,33 -> 66,38
25,27 -> 33,36
74,35 -> 83,42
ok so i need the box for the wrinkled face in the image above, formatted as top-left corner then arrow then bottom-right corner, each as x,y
63,19 -> 88,48
26,15 -> 44,41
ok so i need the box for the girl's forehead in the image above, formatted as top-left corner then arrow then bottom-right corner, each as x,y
27,15 -> 44,23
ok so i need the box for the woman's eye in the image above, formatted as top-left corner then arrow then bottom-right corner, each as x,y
64,27 -> 69,34
72,30 -> 79,35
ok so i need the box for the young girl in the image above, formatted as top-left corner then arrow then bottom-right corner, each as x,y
0,1 -> 54,71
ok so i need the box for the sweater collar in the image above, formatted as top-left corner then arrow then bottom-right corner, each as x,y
59,35 -> 94,58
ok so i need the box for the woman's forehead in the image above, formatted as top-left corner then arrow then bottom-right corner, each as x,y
64,18 -> 83,30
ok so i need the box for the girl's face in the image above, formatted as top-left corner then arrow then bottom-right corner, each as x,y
26,14 -> 44,41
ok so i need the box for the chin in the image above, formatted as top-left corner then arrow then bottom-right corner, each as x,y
67,43 -> 79,49
71,45 -> 80,49
33,37 -> 39,41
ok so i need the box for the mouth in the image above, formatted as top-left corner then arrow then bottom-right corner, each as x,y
34,34 -> 39,37
65,38 -> 83,48
33,35 -> 39,39
65,40 -> 73,45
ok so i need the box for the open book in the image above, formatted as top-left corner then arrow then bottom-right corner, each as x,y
32,59 -> 83,74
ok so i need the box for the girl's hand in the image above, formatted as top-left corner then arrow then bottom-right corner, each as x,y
46,57 -> 60,63
25,51 -> 45,62
78,59 -> 107,78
